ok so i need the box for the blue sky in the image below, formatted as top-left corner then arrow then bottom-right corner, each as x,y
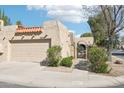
0,5 -> 91,37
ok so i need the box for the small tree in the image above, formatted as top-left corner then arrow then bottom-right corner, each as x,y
47,45 -> 62,67
16,20 -> 22,25
80,32 -> 92,37
88,13 -> 108,47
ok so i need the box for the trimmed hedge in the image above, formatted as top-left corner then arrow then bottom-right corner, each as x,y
60,56 -> 73,67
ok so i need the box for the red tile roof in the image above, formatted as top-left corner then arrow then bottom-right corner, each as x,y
16,26 -> 43,33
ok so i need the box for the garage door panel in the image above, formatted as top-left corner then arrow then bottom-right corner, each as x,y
10,39 -> 50,62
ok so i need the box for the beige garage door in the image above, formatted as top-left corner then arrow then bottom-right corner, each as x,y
10,39 -> 51,62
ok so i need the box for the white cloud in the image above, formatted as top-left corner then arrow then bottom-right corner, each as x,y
27,5 -> 45,10
76,34 -> 81,38
69,30 -> 75,34
26,5 -> 97,23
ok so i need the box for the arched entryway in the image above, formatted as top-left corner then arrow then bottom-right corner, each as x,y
77,43 -> 87,59
75,37 -> 93,60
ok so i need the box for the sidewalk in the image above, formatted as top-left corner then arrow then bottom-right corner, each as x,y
0,61 -> 124,87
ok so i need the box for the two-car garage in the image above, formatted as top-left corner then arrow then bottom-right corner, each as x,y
9,39 -> 51,62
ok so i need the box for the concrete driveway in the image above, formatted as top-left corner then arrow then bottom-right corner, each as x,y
0,61 -> 124,88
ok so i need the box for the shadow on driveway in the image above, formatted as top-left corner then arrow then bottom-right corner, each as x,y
74,60 -> 90,71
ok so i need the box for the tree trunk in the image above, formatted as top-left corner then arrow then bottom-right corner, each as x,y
108,36 -> 113,62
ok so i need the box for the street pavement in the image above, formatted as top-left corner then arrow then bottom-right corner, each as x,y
0,61 -> 124,88
110,84 -> 124,88
0,81 -> 32,88
0,81 -> 124,88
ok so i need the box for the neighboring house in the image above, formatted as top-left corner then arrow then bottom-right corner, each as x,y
0,19 -> 93,63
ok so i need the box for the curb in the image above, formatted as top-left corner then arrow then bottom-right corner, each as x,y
0,74 -> 124,88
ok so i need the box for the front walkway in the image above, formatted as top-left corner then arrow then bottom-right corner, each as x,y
0,61 -> 124,87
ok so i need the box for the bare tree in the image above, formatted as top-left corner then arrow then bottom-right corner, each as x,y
100,5 -> 124,61
83,5 -> 124,62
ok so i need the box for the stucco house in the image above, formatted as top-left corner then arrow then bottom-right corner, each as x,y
0,20 -> 93,63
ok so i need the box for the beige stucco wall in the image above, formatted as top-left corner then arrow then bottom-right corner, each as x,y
75,37 -> 94,45
0,20 -> 73,62
0,25 -> 17,62
0,27 -> 51,62
0,20 -> 94,62
57,21 -> 72,57
43,20 -> 73,58
43,20 -> 61,46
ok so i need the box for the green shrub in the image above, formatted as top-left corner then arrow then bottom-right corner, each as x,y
47,45 -> 62,67
60,56 -> 73,67
88,46 -> 110,73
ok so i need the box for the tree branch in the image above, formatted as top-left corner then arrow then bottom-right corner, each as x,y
111,6 -> 124,34
115,26 -> 124,33
115,5 -> 122,20
100,5 -> 110,35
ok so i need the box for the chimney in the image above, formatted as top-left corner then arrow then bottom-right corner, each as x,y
0,20 -> 4,27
